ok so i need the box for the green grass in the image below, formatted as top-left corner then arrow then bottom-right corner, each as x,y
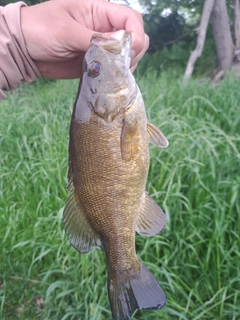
0,72 -> 239,320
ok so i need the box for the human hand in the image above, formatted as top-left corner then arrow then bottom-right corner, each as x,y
21,0 -> 149,79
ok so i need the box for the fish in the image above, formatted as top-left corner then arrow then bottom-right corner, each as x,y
63,30 -> 169,320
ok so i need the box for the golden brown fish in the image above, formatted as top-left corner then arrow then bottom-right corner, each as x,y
63,30 -> 169,320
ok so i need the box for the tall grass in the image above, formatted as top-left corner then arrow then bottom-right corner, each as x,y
0,72 -> 239,320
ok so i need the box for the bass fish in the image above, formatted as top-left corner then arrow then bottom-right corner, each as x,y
63,30 -> 169,320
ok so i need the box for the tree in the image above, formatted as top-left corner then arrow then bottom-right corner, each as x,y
185,0 -> 240,79
184,0 -> 215,79
139,0 -> 204,52
138,0 -> 240,78
233,0 -> 240,63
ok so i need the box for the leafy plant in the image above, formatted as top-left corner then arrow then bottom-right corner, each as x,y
0,73 -> 239,319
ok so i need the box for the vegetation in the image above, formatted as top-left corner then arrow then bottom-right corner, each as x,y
1,0 -> 239,318
0,71 -> 239,319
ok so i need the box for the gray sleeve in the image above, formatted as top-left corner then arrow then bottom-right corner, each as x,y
0,2 -> 41,100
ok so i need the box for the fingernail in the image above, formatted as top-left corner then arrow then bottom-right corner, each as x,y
110,30 -> 125,41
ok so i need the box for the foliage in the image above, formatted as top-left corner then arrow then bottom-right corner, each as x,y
138,0 -> 240,74
137,26 -> 217,77
0,73 -> 239,319
139,0 -> 205,52
144,11 -> 187,52
139,0 -> 204,13
0,0 -> 44,5
135,0 -> 208,75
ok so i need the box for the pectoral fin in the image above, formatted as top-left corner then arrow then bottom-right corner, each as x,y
63,188 -> 102,253
147,122 -> 169,148
120,117 -> 139,161
136,192 -> 166,237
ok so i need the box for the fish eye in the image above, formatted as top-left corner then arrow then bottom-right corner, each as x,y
88,60 -> 101,77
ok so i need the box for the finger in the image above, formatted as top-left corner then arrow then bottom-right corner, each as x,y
130,33 -> 149,68
57,20 -> 95,54
97,2 -> 148,59
35,54 -> 85,79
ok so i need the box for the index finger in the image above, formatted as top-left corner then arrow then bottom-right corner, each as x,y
96,1 -> 149,64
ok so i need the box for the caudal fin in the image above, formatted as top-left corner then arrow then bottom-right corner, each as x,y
108,262 -> 166,320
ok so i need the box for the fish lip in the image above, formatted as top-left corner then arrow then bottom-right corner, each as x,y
91,32 -> 131,69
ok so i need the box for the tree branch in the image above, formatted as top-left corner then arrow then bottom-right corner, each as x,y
233,0 -> 240,62
184,0 -> 215,79
163,21 -> 200,47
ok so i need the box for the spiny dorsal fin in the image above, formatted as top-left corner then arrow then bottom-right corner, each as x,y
136,192 -> 166,237
147,122 -> 169,148
63,191 -> 102,253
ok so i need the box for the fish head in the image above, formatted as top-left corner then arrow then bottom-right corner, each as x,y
82,31 -> 137,122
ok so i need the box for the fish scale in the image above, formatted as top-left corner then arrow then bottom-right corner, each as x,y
63,31 -> 169,320
73,121 -> 144,232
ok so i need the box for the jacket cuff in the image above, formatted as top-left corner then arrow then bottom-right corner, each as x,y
0,2 -> 41,99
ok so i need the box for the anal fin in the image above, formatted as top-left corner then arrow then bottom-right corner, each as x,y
136,192 -> 166,237
63,191 -> 102,253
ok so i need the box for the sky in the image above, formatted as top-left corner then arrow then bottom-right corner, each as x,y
110,0 -> 144,13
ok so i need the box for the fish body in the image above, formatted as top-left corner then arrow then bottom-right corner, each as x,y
63,31 -> 169,320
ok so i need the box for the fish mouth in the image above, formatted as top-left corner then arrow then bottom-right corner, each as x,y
91,31 -> 131,69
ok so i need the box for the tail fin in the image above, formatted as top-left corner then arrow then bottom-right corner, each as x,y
108,262 -> 166,320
